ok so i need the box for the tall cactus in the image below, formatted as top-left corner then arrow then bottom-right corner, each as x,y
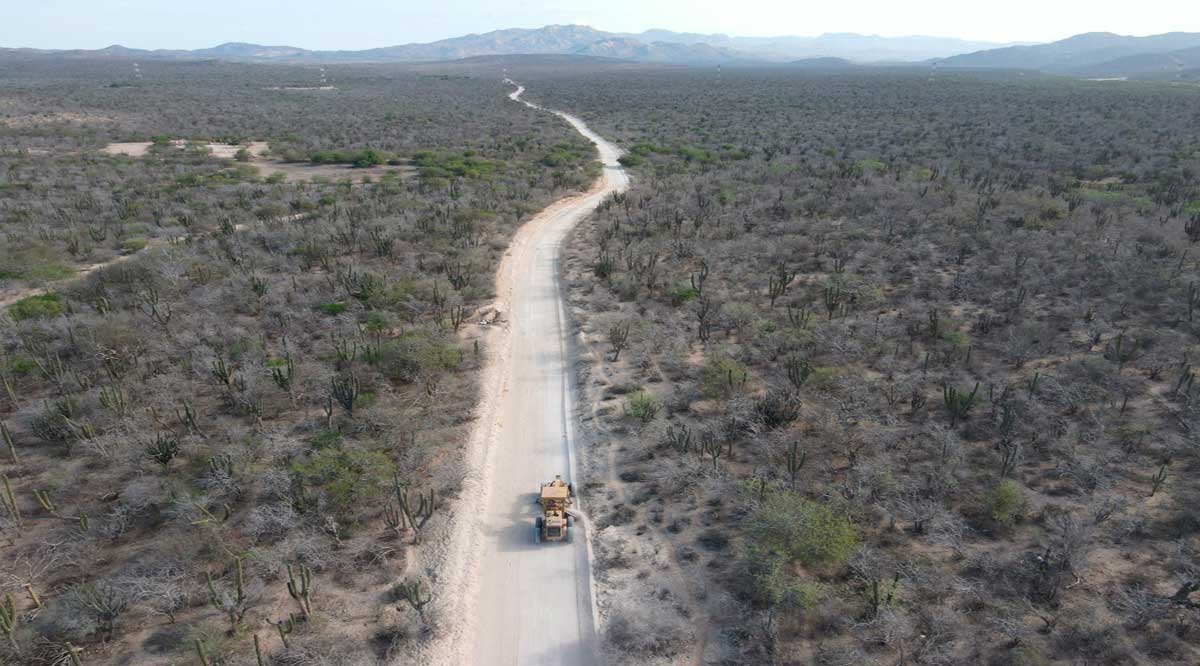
1,475 -> 20,529
194,639 -> 211,666
393,474 -> 435,544
286,564 -> 313,617
330,373 -> 360,414
206,557 -> 248,633
942,382 -> 980,428
2,420 -> 16,464
0,592 -> 18,654
396,578 -> 434,623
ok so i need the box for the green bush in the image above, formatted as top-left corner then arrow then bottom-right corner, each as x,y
744,492 -> 859,569
700,357 -> 749,399
319,302 -> 348,316
617,153 -> 645,167
24,263 -> 75,281
626,391 -> 661,423
744,544 -> 827,609
9,293 -> 66,321
291,447 -> 395,513
666,283 -> 700,306
120,237 -> 148,254
985,479 -> 1027,528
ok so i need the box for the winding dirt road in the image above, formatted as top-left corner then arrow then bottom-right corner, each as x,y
437,81 -> 628,666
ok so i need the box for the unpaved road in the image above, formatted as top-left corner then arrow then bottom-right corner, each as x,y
447,81 -> 628,666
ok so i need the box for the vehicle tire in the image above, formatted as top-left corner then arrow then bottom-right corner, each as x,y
535,517 -> 543,544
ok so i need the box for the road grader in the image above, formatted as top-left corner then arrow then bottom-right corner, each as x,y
535,475 -> 574,543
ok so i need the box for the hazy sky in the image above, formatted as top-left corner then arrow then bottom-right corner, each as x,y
3,0 -> 1196,50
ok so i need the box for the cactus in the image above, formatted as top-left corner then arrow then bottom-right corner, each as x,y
608,321 -> 632,361
274,615 -> 297,649
22,584 -> 40,609
138,285 -> 172,326
786,440 -> 807,489
145,433 -> 180,468
1151,460 -> 1170,497
98,385 -> 130,417
394,474 -> 436,544
926,310 -> 941,338
1104,332 -> 1137,370
34,489 -> 59,517
194,639 -> 211,666
270,350 -> 295,392
823,283 -> 843,320
1,421 -> 15,464
690,259 -> 708,295
382,501 -> 405,535
206,557 -> 248,633
249,275 -> 269,299
1187,282 -> 1199,322
767,262 -> 797,308
786,302 -> 812,329
701,430 -> 724,470
785,355 -> 812,391
211,358 -> 234,386
942,382 -> 980,427
663,423 -> 692,454
448,304 -> 471,332
330,373 -> 360,414
286,564 -> 313,617
63,642 -> 83,666
0,592 -> 17,653
176,398 -> 201,434
396,578 -> 434,623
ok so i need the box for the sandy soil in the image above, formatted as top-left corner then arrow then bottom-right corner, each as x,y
421,81 -> 628,666
100,140 -> 412,181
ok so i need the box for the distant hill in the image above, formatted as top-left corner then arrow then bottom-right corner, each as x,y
2,24 -> 1024,66
937,32 -> 1200,80
3,25 -> 758,65
1074,45 -> 1200,80
622,30 -> 1026,62
790,57 -> 855,67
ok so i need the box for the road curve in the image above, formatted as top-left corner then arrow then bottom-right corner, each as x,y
465,82 -> 628,666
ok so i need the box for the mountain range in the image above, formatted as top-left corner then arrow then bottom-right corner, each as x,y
1,24 -> 1018,65
5,25 -> 1198,81
937,32 -> 1200,80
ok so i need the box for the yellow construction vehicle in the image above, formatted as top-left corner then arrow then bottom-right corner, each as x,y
535,475 -> 574,543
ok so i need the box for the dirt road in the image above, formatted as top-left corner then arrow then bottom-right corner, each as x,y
437,81 -> 628,666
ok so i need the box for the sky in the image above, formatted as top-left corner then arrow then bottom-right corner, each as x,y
3,0 -> 1197,50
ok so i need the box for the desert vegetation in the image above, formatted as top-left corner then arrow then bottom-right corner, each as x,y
0,57 -> 597,665
527,67 -> 1200,664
